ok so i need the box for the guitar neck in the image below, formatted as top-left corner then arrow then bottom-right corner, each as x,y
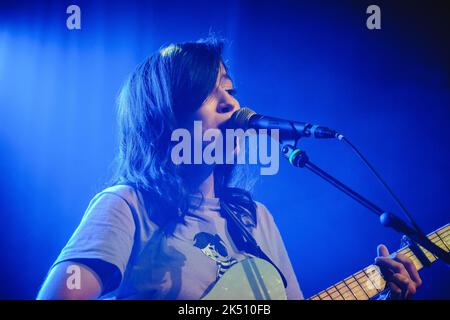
308,223 -> 449,300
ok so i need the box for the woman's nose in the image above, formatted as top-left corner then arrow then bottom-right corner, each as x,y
217,101 -> 240,114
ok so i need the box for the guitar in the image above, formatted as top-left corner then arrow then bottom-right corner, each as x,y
203,223 -> 449,300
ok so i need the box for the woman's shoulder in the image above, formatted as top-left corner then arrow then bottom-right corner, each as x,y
98,184 -> 139,199
86,184 -> 143,214
93,184 -> 139,203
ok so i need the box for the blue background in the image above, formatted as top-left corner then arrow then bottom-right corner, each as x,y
0,0 -> 449,299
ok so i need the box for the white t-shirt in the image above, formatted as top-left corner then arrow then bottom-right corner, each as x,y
52,185 -> 303,300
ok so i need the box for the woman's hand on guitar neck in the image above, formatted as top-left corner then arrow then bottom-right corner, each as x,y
375,244 -> 422,300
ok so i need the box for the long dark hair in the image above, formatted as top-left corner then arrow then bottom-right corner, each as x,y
111,37 -> 257,230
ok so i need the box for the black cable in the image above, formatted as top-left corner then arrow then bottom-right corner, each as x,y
340,135 -> 425,236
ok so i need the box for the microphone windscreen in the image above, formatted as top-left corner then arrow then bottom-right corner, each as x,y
230,107 -> 256,130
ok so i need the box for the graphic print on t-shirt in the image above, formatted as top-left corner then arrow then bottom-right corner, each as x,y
193,232 -> 238,279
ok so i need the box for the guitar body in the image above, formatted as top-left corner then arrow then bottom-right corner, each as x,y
202,257 -> 287,300
202,223 -> 449,300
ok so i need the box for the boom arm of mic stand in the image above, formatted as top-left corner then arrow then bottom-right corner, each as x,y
281,143 -> 450,265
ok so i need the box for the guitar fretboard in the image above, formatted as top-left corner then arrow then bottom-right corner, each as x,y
308,223 -> 449,300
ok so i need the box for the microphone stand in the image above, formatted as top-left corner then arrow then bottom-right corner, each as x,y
280,142 -> 450,265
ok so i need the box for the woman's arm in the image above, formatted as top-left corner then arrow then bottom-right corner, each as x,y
37,261 -> 102,300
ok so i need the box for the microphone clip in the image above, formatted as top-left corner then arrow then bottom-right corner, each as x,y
281,143 -> 309,168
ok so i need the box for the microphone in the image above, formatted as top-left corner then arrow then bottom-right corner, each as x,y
230,107 -> 343,140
